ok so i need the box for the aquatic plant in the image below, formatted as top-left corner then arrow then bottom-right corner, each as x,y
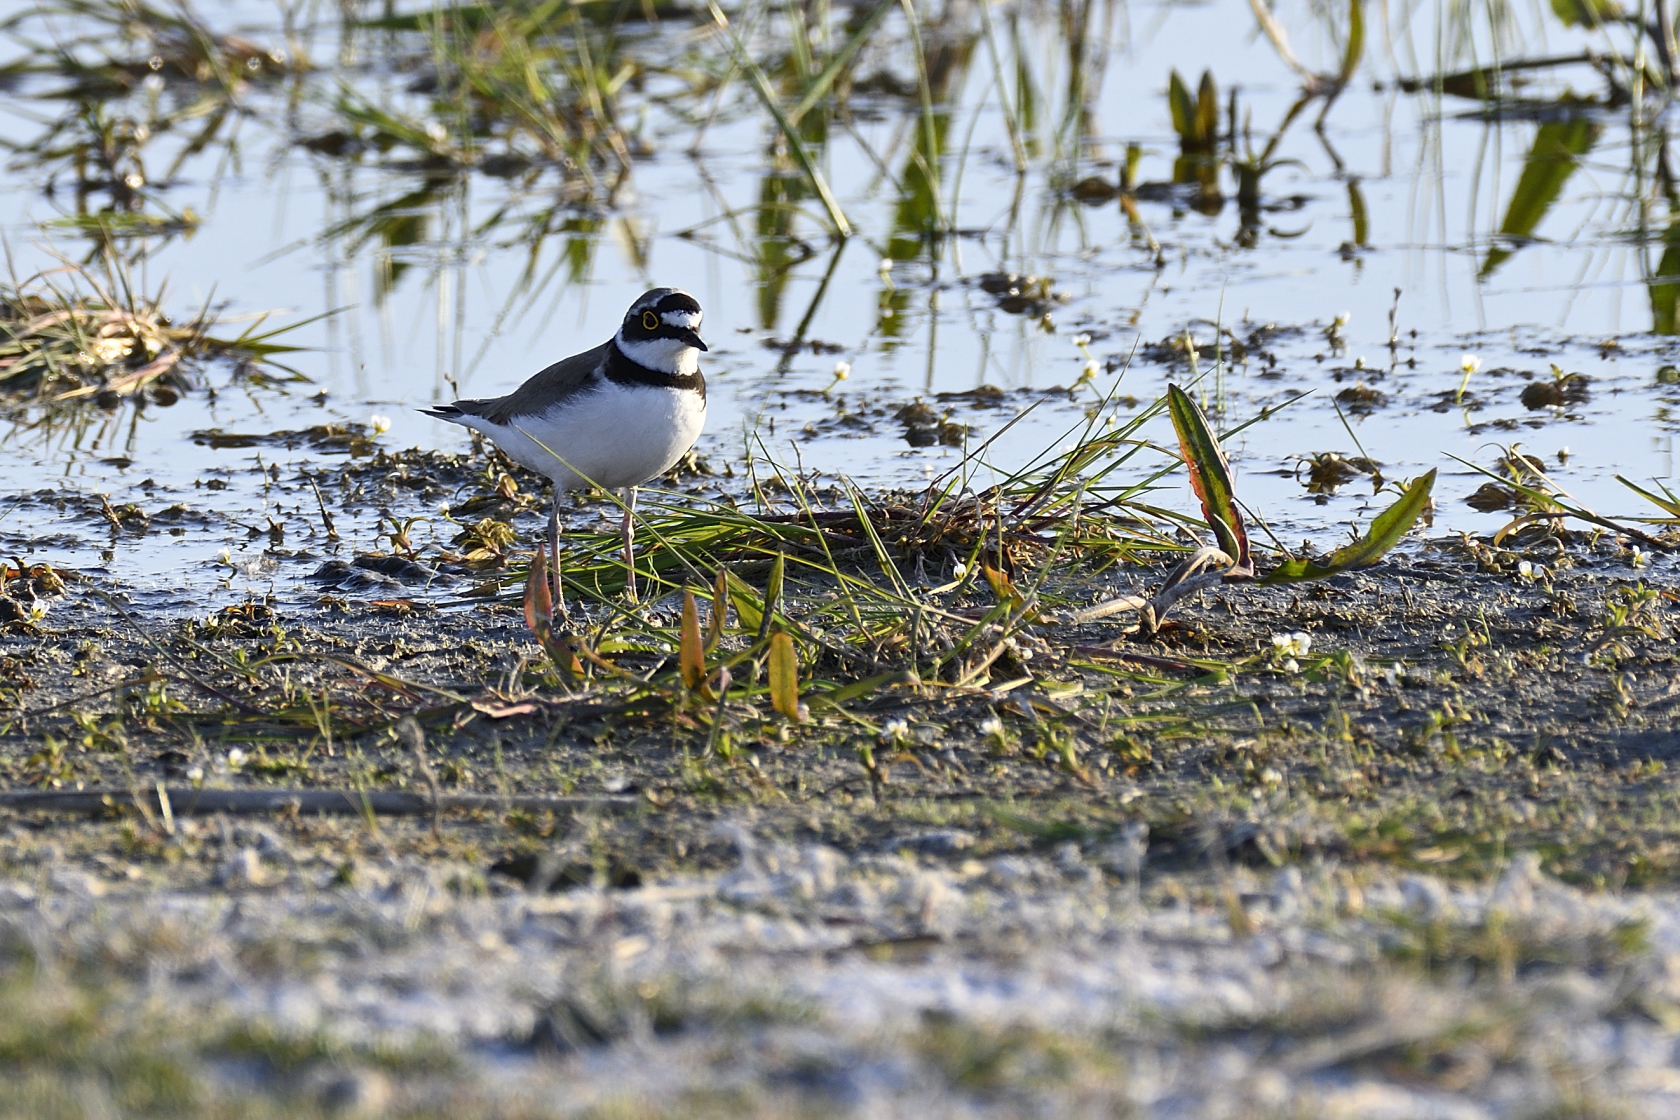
0,252 -> 306,410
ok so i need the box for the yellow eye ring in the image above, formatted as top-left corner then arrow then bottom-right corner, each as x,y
641,310 -> 659,331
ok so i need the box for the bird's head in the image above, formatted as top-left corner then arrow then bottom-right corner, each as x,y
617,288 -> 707,376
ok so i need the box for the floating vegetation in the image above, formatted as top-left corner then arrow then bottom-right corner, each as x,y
1295,451 -> 1381,496
0,257 -> 306,411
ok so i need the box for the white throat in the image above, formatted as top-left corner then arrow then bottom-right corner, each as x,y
616,331 -> 700,376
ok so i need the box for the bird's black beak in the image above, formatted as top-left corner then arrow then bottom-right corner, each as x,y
678,327 -> 709,352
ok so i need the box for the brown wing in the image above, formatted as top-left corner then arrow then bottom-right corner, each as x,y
442,341 -> 610,426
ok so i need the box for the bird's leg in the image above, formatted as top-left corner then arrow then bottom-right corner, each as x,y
620,486 -> 638,602
548,489 -> 569,624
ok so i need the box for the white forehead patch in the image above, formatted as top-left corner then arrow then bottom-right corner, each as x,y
660,310 -> 701,330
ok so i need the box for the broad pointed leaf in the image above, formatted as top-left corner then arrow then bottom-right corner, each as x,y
756,552 -> 786,643
983,563 -> 1026,613
707,568 -> 728,651
768,631 -> 801,720
1263,469 -> 1435,583
1166,384 -> 1250,572
680,590 -> 706,692
523,549 -> 552,635
1168,71 -> 1197,145
724,570 -> 764,632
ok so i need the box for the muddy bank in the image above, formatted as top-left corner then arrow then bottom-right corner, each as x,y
6,421 -> 1680,1118
4,528 -> 1679,881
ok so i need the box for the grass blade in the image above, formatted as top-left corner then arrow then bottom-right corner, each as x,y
1617,474 -> 1680,519
788,0 -> 895,123
706,0 -> 851,237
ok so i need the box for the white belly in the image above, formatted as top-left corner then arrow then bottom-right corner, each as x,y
456,382 -> 706,492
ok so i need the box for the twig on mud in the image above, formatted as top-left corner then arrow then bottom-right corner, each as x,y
1056,546 -> 1241,629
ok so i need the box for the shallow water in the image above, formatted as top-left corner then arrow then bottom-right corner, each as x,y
4,0 -> 1680,607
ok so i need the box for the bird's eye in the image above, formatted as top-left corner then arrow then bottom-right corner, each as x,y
641,310 -> 659,331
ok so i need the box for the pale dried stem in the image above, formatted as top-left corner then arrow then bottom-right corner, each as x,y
1059,546 -> 1240,629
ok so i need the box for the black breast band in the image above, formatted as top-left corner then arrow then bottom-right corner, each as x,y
604,340 -> 707,401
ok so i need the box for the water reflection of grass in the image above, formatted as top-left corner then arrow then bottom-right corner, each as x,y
14,0 -> 1680,351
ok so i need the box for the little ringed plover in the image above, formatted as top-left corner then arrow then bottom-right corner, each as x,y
423,287 -> 709,609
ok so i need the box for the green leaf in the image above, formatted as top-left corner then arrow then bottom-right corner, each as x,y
1263,470 -> 1436,583
724,570 -> 764,632
755,551 -> 786,644
1166,384 -> 1250,571
806,670 -> 917,709
768,631 -> 800,720
707,568 -> 728,651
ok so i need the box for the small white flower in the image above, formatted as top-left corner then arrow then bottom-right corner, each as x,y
878,257 -> 894,274
186,766 -> 204,783
979,715 -> 1004,737
832,360 -> 851,379
369,414 -> 392,436
952,561 -> 968,579
425,121 -> 448,144
25,601 -> 47,623
1517,559 -> 1534,580
1073,333 -> 1092,347
1632,546 -> 1650,568
216,548 -> 233,567
1460,353 -> 1482,375
226,748 -> 247,770
1283,658 -> 1300,673
1080,359 -> 1101,379
1334,311 -> 1351,328
881,718 -> 909,743
1271,631 -> 1312,658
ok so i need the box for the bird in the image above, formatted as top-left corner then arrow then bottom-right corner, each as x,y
423,287 -> 708,614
